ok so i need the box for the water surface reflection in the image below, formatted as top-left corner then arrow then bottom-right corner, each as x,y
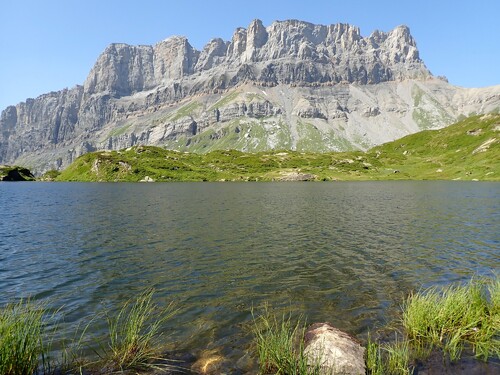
0,181 -> 498,369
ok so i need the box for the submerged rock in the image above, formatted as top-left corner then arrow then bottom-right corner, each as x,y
304,322 -> 365,375
191,349 -> 227,374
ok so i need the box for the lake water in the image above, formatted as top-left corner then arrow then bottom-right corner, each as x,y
0,181 -> 499,372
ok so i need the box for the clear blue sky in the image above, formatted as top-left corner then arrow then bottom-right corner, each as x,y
1,0 -> 499,110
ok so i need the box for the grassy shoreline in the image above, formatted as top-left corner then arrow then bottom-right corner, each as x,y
2,114 -> 498,182
45,114 -> 498,182
1,277 -> 498,374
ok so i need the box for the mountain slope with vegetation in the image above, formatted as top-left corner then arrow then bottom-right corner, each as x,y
1,19 -> 500,174
56,114 -> 499,182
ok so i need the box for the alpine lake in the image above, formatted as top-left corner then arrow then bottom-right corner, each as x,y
1,181 -> 498,373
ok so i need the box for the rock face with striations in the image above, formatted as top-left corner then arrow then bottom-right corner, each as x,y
82,19 -> 428,95
1,19 -> 499,173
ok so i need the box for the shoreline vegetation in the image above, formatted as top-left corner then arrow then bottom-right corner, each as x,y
1,114 -> 499,183
0,277 -> 498,374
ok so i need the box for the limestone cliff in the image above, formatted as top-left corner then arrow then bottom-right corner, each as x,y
1,19 -> 499,173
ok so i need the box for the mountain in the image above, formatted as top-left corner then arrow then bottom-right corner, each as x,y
56,114 -> 500,182
1,19 -> 500,173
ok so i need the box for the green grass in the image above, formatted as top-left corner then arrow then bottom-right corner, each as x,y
40,169 -> 61,181
0,299 -> 46,375
252,277 -> 499,375
108,122 -> 133,138
369,113 -> 500,180
402,277 -> 500,362
366,334 -> 413,375
96,289 -> 177,372
56,114 -> 500,182
365,276 -> 499,374
170,101 -> 202,121
366,333 -> 384,375
0,291 -> 179,374
411,84 -> 454,129
165,119 -> 294,154
383,337 -> 412,375
295,121 -> 331,152
1,278 -> 498,374
208,90 -> 241,111
252,307 -> 321,375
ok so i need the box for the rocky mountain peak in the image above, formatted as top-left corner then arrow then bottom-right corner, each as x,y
389,25 -> 415,45
244,19 -> 268,61
153,35 -> 199,79
385,25 -> 419,60
82,19 -> 429,99
3,19 -> 498,174
83,42 -> 155,97
196,38 -> 228,71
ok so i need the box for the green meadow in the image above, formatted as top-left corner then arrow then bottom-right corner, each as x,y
55,114 -> 499,182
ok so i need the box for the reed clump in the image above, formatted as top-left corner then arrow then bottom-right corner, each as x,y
366,276 -> 499,375
0,290 -> 177,374
95,289 -> 177,372
0,299 -> 46,375
402,277 -> 499,361
366,333 -> 413,375
252,307 -> 322,375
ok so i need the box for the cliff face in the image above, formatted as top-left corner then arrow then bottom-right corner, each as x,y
82,20 -> 429,98
1,19 -> 499,173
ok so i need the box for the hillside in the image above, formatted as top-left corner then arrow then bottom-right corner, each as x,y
57,114 -> 499,182
1,19 -> 499,174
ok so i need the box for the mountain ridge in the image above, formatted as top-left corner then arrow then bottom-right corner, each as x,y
81,19 -> 429,99
1,19 -> 499,173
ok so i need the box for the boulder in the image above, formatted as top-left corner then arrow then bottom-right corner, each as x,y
0,166 -> 35,181
278,171 -> 316,181
139,175 -> 155,182
304,323 -> 365,375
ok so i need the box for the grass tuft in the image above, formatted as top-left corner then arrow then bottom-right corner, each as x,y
402,277 -> 499,362
366,332 -> 384,375
383,336 -> 412,375
98,289 -> 177,371
367,276 -> 499,374
0,299 -> 45,375
252,306 -> 321,375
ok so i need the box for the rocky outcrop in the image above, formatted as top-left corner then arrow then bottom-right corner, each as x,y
304,323 -> 365,375
278,171 -> 317,181
195,38 -> 228,71
1,19 -> 500,173
82,19 -> 424,97
0,166 -> 35,181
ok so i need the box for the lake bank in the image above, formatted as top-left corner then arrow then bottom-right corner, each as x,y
2,277 -> 498,374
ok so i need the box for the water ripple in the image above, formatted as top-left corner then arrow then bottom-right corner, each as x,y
0,181 -> 498,364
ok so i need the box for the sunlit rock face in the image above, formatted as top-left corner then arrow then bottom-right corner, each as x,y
1,19 -> 500,173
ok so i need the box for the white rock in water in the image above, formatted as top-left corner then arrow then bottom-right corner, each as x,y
304,323 -> 365,375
